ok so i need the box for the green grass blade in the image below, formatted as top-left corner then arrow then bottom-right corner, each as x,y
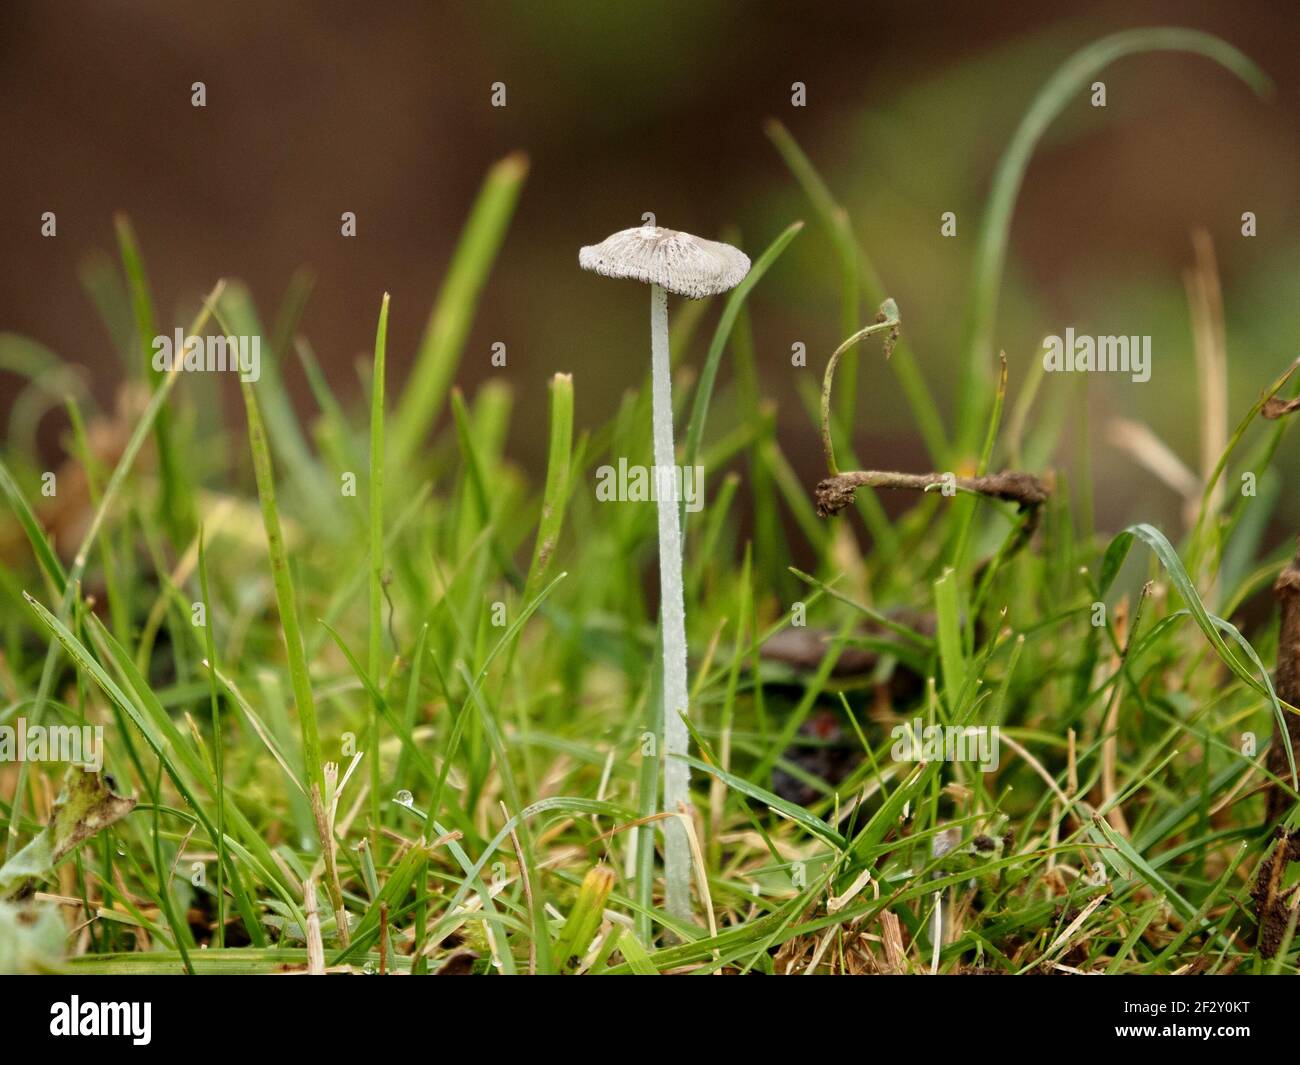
393,152 -> 529,464
116,214 -> 193,545
523,372 -> 574,605
368,293 -> 390,839
197,528 -> 226,948
765,119 -> 948,464
682,221 -> 803,476
0,460 -> 66,598
1100,522 -> 1294,786
5,281 -> 224,860
957,28 -> 1271,453
238,378 -> 326,806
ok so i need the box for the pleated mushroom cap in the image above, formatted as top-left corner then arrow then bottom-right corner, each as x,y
579,225 -> 750,300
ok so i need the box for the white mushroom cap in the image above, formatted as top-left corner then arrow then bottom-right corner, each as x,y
579,225 -> 750,300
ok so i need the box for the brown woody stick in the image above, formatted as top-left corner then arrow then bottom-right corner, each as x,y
816,305 -> 1049,525
1267,541 -> 1300,823
815,469 -> 1049,518
1258,380 -> 1300,823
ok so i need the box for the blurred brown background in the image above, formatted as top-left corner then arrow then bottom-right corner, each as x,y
2,0 -> 1299,534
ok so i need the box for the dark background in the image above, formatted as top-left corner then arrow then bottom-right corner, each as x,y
2,0 -> 1298,534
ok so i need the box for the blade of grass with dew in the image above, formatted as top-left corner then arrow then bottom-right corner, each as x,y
349,797 -> 518,973
149,771 -> 195,973
1088,816 -> 1200,926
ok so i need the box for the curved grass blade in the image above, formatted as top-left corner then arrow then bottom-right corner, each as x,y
1100,522 -> 1294,786
957,28 -> 1270,452
679,754 -> 845,848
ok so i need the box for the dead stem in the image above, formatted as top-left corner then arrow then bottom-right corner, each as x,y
816,305 -> 1049,528
815,469 -> 1049,519
1250,826 -> 1300,958
821,299 -> 900,476
1267,539 -> 1300,823
310,777 -> 350,948
1256,384 -> 1300,823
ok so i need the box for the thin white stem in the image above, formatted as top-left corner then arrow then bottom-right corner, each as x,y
649,282 -> 692,924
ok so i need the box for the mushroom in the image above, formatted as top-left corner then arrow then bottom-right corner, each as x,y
580,224 -> 750,922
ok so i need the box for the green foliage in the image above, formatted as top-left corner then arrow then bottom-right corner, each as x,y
0,35 -> 1296,975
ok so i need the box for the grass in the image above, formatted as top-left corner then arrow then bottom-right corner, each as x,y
1,29 -> 1299,975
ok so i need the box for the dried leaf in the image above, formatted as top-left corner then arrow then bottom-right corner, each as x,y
0,767 -> 135,901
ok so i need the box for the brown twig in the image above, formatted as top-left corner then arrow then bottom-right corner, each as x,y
815,469 -> 1049,519
821,300 -> 900,476
310,775 -> 350,948
305,877 -> 325,975
1255,382 -> 1300,823
1250,827 -> 1300,958
501,800 -> 537,975
1267,540 -> 1300,823
816,304 -> 1050,538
